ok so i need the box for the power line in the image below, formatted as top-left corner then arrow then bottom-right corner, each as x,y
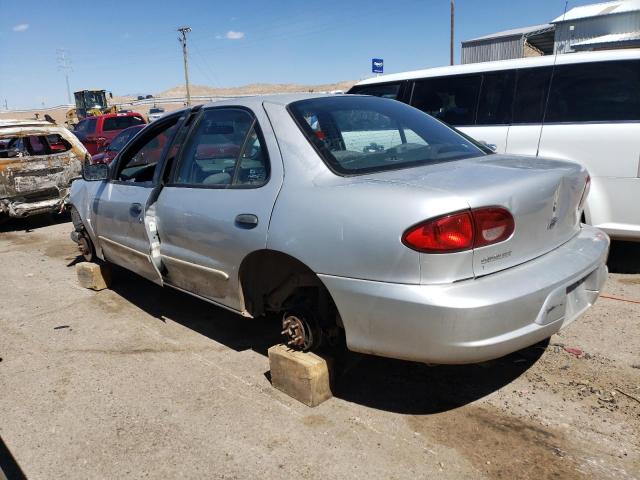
190,38 -> 221,87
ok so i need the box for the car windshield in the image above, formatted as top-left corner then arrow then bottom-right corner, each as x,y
288,96 -> 485,175
149,108 -> 164,114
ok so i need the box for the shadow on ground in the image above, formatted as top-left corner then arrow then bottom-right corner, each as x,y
607,240 -> 640,274
0,435 -> 27,480
98,264 -> 543,414
0,212 -> 70,233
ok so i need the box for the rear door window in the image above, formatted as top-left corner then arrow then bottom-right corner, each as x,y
103,115 -> 145,131
410,74 -> 481,126
174,108 -> 261,187
477,71 -> 515,125
546,60 -> 640,123
348,83 -> 402,99
512,67 -> 552,124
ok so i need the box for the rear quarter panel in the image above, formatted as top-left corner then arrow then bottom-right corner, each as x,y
263,101 -> 468,284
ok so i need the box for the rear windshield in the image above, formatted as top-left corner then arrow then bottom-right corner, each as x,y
75,118 -> 96,134
103,115 -> 144,132
288,96 -> 485,175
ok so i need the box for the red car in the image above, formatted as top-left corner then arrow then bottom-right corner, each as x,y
73,112 -> 145,155
90,124 -> 145,165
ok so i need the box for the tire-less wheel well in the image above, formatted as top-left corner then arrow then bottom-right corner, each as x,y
239,250 -> 343,349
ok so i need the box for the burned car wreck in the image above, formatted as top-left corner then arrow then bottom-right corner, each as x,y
0,120 -> 88,220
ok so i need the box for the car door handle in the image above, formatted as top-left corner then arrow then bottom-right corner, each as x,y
235,214 -> 258,229
130,203 -> 143,217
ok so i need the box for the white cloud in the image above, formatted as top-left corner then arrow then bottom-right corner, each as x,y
225,30 -> 244,40
12,23 -> 29,32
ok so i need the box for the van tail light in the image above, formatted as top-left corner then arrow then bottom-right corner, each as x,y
578,174 -> 590,211
402,207 -> 515,253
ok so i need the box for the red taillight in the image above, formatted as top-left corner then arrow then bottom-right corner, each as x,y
403,211 -> 474,253
403,207 -> 515,253
472,207 -> 515,248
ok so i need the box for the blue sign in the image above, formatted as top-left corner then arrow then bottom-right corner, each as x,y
372,58 -> 384,74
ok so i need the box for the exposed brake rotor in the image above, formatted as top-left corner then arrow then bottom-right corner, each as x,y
281,313 -> 314,351
77,235 -> 92,262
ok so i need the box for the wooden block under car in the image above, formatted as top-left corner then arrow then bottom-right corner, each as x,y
76,262 -> 111,291
268,344 -> 333,407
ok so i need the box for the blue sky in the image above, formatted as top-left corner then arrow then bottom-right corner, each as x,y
0,0 -> 595,108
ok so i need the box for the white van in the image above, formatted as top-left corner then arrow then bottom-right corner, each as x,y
349,49 -> 640,241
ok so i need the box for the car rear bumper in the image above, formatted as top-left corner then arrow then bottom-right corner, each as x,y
0,190 -> 69,218
319,225 -> 609,364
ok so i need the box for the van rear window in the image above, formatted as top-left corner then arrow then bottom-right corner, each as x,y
547,60 -> 640,123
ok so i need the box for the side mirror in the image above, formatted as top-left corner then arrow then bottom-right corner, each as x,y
479,140 -> 497,152
83,163 -> 109,181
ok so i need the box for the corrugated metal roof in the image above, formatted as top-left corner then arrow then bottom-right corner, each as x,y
552,0 -> 640,23
464,24 -> 553,43
571,31 -> 640,45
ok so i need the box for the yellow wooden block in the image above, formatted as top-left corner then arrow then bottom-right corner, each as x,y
76,262 -> 111,291
268,344 -> 332,407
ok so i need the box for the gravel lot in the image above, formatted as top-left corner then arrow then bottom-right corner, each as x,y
1,217 -> 639,480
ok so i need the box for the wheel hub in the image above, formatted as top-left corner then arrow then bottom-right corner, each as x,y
281,314 -> 314,351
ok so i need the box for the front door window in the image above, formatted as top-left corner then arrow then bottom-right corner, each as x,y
114,119 -> 178,184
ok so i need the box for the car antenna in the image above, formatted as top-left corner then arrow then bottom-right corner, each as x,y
536,0 -> 569,157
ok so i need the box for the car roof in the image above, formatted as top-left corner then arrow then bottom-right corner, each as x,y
201,93 -> 339,109
0,119 -> 55,129
355,48 -> 640,86
90,112 -> 144,120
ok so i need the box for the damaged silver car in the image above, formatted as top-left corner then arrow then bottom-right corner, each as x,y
0,119 -> 88,221
69,94 -> 608,364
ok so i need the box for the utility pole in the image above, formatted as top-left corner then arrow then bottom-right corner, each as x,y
450,0 -> 455,65
177,26 -> 192,106
56,48 -> 73,104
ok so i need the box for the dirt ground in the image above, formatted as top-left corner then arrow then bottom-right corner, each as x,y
0,217 -> 638,480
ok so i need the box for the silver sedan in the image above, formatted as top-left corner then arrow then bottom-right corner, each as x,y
69,94 -> 609,364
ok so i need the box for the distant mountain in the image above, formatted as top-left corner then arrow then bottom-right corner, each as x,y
156,81 -> 356,98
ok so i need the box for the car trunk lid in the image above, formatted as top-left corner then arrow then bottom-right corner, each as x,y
361,154 -> 589,277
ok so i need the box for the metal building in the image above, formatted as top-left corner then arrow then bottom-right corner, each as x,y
461,0 -> 640,64
461,24 -> 555,64
553,0 -> 640,53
